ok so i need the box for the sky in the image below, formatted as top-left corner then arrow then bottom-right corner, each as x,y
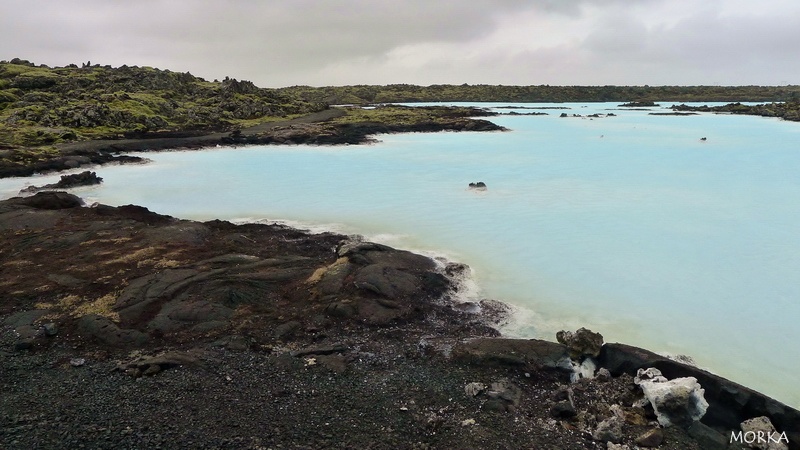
1,0 -> 799,88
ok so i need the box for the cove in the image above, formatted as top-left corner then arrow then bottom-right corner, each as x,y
3,102 -> 799,408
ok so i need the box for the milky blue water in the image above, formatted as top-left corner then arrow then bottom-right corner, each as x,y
3,102 -> 799,408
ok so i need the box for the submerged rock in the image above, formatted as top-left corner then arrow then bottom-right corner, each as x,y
20,171 -> 103,193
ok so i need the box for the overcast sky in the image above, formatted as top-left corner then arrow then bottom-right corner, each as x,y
1,0 -> 798,88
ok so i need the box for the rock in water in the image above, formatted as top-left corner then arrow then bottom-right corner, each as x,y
468,181 -> 487,190
20,171 -> 103,193
635,367 -> 708,428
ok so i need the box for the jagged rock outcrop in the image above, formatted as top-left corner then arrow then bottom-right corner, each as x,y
557,327 -> 604,359
20,170 -> 102,193
307,241 -> 450,326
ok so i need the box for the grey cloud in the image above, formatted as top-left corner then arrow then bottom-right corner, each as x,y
1,0 -> 798,86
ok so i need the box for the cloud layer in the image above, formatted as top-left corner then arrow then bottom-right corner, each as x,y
2,0 -> 798,87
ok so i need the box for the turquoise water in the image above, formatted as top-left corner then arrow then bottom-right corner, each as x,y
3,102 -> 799,408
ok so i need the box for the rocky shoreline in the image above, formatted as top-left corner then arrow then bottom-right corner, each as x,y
1,192 -> 797,449
670,102 -> 800,122
0,107 -> 504,179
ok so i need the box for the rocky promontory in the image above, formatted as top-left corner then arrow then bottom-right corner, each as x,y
1,192 -> 796,449
671,101 -> 800,121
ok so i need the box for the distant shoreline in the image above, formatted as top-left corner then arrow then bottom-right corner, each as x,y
0,106 -> 505,179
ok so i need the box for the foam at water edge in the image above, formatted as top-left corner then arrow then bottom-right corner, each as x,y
230,217 -> 354,236
230,216 -> 545,335
228,217 -> 624,347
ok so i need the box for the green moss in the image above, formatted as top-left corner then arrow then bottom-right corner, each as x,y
0,126 -> 73,147
329,105 -> 479,127
108,98 -> 156,117
0,64 -> 54,78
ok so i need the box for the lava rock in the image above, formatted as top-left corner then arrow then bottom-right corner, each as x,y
556,327 -> 604,359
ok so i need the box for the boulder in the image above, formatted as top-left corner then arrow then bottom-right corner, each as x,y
78,314 -> 148,347
314,240 -> 452,326
452,337 -> 569,369
14,191 -> 83,209
593,415 -> 624,443
556,327 -> 604,359
687,422 -> 730,450
599,342 -> 800,443
20,171 -> 102,193
483,378 -> 522,412
353,263 -> 419,299
635,368 -> 708,428
740,416 -> 789,450
635,428 -> 664,447
550,400 -> 577,419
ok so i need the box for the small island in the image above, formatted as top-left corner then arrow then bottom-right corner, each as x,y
619,101 -> 660,107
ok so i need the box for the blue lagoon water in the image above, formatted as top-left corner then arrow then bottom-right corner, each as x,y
3,102 -> 799,407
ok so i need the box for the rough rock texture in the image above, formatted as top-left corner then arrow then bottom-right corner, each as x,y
636,372 -> 709,428
635,427 -> 665,447
740,416 -> 790,450
452,337 -> 569,368
599,342 -> 800,447
20,170 -> 103,193
0,195 -> 796,449
557,327 -> 604,359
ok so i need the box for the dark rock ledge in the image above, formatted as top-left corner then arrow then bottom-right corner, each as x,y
0,108 -> 505,179
0,192 -> 796,449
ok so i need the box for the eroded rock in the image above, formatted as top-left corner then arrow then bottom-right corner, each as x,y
20,171 -> 103,193
593,415 -> 624,443
635,367 -> 708,428
452,337 -> 569,368
13,191 -> 84,209
556,327 -> 604,359
635,427 -> 664,447
78,314 -> 148,347
740,416 -> 789,450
